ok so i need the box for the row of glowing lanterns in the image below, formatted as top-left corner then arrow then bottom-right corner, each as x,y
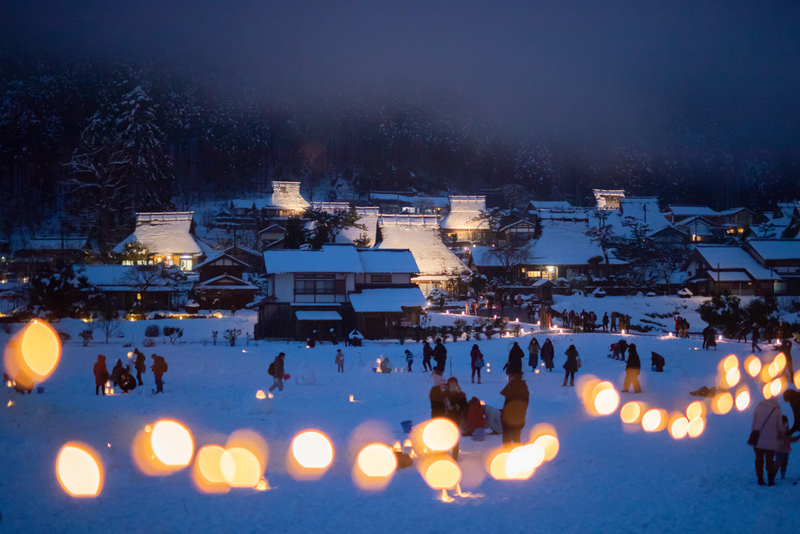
54,417 -> 561,501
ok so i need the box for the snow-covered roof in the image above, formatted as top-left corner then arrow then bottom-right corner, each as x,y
528,220 -> 626,266
691,245 -> 776,280
258,224 -> 286,235
337,207 -> 380,246
268,181 -> 310,209
113,219 -> 203,255
377,218 -> 469,276
21,237 -> 89,251
747,240 -> 800,261
78,265 -> 186,291
470,247 -> 505,268
528,200 -> 574,210
137,212 -> 193,224
602,198 -> 672,239
369,192 -> 449,207
310,202 -> 351,212
264,246 -> 364,274
666,206 -> 719,218
718,207 -> 752,217
357,249 -> 419,274
441,196 -> 488,230
195,274 -> 258,290
349,287 -> 427,313
192,253 -> 249,271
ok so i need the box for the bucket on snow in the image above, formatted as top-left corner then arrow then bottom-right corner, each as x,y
472,427 -> 485,441
401,420 -> 413,434
36,386 -> 45,394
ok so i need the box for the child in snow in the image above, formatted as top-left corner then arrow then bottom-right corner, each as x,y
269,353 -> 286,392
335,349 -> 344,373
405,349 -> 414,372
93,355 -> 109,396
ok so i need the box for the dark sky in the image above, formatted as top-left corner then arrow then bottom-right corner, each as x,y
3,0 -> 800,147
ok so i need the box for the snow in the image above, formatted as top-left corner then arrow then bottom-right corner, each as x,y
337,207 -> 380,246
3,301 -> 800,532
529,220 -> 626,266
692,245 -> 776,280
378,217 -> 469,276
295,311 -> 342,321
747,239 -> 800,261
440,196 -> 488,230
114,218 -> 203,255
604,197 -> 673,239
667,205 -> 721,219
357,249 -> 419,274
264,246 -> 364,274
349,287 -> 426,313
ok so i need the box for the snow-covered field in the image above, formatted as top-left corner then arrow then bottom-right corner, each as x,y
2,299 -> 800,533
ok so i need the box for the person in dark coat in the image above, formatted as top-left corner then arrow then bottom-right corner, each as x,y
651,352 -> 665,372
527,337 -> 540,370
422,340 -> 433,372
430,377 -> 447,419
541,338 -> 555,371
433,339 -> 447,373
500,373 -> 529,444
269,352 -> 286,393
134,348 -> 146,386
602,312 -> 609,332
784,389 -> 800,436
119,366 -> 136,393
778,339 -> 793,379
622,344 -> 642,393
444,377 -> 469,459
615,339 -> 629,361
752,323 -> 762,353
562,345 -> 579,386
110,359 -> 124,387
505,342 -> 524,376
93,354 -> 109,396
470,344 -> 484,384
150,354 -> 168,394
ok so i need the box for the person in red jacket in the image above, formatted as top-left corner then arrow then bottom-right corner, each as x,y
93,355 -> 109,396
465,396 -> 486,435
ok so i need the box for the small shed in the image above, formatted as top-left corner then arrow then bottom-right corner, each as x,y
532,279 -> 555,304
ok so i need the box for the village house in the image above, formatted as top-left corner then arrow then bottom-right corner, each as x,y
113,212 -> 206,271
681,245 -> 780,296
440,195 -> 492,245
191,252 -> 258,310
79,264 -> 191,312
254,245 -> 425,340
742,239 -> 800,295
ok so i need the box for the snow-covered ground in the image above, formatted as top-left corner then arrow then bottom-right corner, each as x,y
2,302 -> 800,533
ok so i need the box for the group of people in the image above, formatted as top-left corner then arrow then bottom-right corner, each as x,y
750,389 -> 800,486
92,348 -> 167,395
560,309 -> 631,334
429,370 -> 530,453
674,315 -> 691,338
525,337 -> 555,372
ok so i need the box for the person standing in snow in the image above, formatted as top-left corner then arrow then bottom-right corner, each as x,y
775,415 -> 800,480
335,349 -> 344,373
562,345 -> 579,387
602,312 -> 609,332
93,354 -> 109,396
750,396 -> 784,486
527,337 -> 540,370
777,338 -> 793,379
422,340 -> 433,372
430,372 -> 447,418
610,312 -> 617,333
541,338 -> 555,371
783,389 -> 800,436
269,352 -> 286,392
504,342 -> 524,376
470,344 -> 484,384
433,339 -> 447,373
405,349 -> 414,372
752,323 -> 762,353
134,348 -> 146,386
443,377 -> 469,459
150,354 -> 168,394
622,344 -> 642,393
500,373 -> 529,444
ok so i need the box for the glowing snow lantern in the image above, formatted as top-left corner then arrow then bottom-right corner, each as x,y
192,445 -> 230,494
711,392 -> 734,415
687,417 -> 705,438
255,478 -> 270,491
641,409 -> 667,432
353,442 -> 398,491
735,387 -> 750,411
422,456 -> 462,501
668,415 -> 690,440
487,449 -> 513,480
256,390 -> 266,399
745,356 -> 761,378
56,443 -> 104,497
288,430 -> 334,480
620,401 -> 645,424
221,447 -> 262,488
592,382 -> 620,416
506,444 -> 544,479
420,418 -> 460,453
151,420 -> 194,467
4,319 -> 61,389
